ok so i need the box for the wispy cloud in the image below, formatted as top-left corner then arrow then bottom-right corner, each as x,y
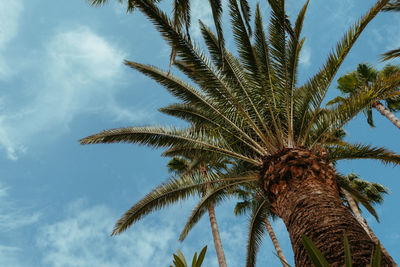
37,200 -> 179,267
299,45 -> 311,67
0,183 -> 40,231
190,0 -> 213,39
0,182 -> 40,267
0,245 -> 24,267
0,26 -> 149,160
0,0 -> 22,78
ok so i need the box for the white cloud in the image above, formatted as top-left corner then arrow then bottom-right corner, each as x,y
0,182 -> 40,266
190,0 -> 214,39
0,183 -> 40,231
299,45 -> 311,67
0,0 -> 22,77
37,200 -> 178,267
0,26 -> 149,160
0,245 -> 24,267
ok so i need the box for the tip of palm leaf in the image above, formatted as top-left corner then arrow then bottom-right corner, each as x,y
111,224 -> 124,236
111,229 -> 120,236
79,136 -> 98,145
178,230 -> 188,242
79,137 -> 91,145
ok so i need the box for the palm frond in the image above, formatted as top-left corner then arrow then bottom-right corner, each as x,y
254,4 -> 284,146
133,0 -> 272,146
239,0 -> 252,35
310,72 -> 400,146
267,0 -> 291,143
380,48 -> 400,61
112,173 -> 211,235
337,175 -> 379,222
125,60 -> 267,154
328,143 -> 400,165
234,200 -> 252,216
382,1 -> 400,11
200,22 -> 278,149
245,199 -> 268,267
288,1 -> 309,134
296,0 -> 391,143
208,0 -> 225,63
89,0 -> 153,12
81,126 -> 264,165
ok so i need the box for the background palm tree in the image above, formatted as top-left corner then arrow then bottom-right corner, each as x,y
81,0 -> 400,265
338,173 -> 397,266
167,156 -> 228,267
330,63 -> 400,129
381,0 -> 400,61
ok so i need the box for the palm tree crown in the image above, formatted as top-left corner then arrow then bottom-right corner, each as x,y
81,0 -> 399,265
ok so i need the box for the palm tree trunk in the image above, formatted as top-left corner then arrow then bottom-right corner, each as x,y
343,189 -> 397,266
261,148 -> 393,266
203,167 -> 227,267
207,202 -> 227,267
372,100 -> 400,129
264,217 -> 289,267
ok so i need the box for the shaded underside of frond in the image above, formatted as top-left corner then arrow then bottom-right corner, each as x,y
336,174 -> 379,222
245,199 -> 268,267
328,143 -> 400,165
381,48 -> 400,61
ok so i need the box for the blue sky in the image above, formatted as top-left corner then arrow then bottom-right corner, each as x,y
0,0 -> 399,266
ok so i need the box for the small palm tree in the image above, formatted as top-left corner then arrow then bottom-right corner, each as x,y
167,156 -> 228,267
81,0 -> 400,265
330,63 -> 400,129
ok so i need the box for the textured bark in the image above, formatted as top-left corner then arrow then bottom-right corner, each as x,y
343,190 -> 397,266
372,100 -> 400,130
260,147 -> 392,266
265,217 -> 289,267
207,202 -> 227,267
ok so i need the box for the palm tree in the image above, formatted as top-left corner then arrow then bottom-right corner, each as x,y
81,0 -> 400,265
167,156 -> 228,267
381,0 -> 400,61
339,173 -> 397,266
330,63 -> 400,129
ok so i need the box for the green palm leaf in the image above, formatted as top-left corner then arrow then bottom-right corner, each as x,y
296,0 -> 391,143
328,143 -> 400,165
245,199 -> 268,267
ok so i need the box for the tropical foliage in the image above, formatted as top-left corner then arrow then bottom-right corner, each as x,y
167,156 -> 228,267
330,63 -> 400,129
301,233 -> 383,267
81,0 -> 400,265
171,246 -> 207,267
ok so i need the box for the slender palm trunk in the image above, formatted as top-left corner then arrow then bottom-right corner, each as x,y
343,189 -> 397,266
202,167 -> 227,267
372,100 -> 400,129
264,217 -> 289,267
260,148 -> 393,266
207,202 -> 227,267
